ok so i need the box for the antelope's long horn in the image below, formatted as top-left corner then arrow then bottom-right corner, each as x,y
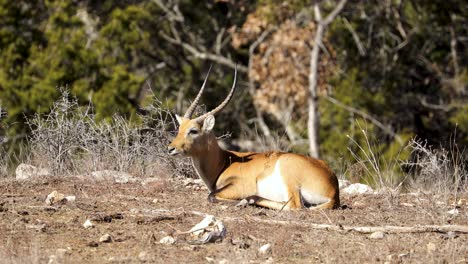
183,64 -> 213,119
194,65 -> 237,123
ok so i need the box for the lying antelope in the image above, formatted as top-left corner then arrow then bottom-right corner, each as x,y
168,66 -> 340,209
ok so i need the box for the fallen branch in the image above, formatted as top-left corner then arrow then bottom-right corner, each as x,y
234,216 -> 468,234
127,208 -> 468,234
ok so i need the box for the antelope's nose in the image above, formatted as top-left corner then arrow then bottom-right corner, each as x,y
167,146 -> 177,156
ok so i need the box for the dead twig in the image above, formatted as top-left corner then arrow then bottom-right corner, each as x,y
128,208 -> 468,234
234,216 -> 468,234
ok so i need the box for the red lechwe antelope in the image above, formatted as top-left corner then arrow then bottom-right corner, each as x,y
168,66 -> 340,210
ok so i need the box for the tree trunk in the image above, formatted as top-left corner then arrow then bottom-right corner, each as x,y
308,20 -> 324,158
307,1 -> 347,158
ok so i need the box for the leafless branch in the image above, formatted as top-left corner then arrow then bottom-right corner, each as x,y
320,0 -> 348,26
343,17 -> 366,56
419,97 -> 463,112
450,26 -> 459,76
161,32 -> 247,73
248,27 -> 277,145
308,0 -> 347,158
325,96 -> 403,144
151,0 -> 184,22
127,208 -> 468,234
236,216 -> 468,234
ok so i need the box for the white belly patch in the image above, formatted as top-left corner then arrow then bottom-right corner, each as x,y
300,190 -> 329,206
257,161 -> 289,202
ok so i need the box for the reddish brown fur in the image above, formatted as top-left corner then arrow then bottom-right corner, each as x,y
168,117 -> 340,210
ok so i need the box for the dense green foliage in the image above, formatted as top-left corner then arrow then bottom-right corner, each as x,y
0,1 -> 466,179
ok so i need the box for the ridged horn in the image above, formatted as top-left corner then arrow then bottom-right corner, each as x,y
183,64 -> 213,119
194,64 -> 237,123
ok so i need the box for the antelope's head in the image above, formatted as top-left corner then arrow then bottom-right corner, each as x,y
168,65 -> 237,156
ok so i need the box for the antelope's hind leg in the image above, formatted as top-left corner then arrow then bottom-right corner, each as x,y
245,191 -> 303,210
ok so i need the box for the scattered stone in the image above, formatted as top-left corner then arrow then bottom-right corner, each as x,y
56,248 -> 68,258
205,257 -> 215,263
188,215 -> 226,244
83,219 -> 94,229
152,199 -> 159,204
426,242 -> 436,253
401,202 -> 415,207
65,196 -> 76,202
235,199 -> 249,207
90,170 -> 137,183
99,233 -> 113,243
258,243 -> 272,255
338,179 -> 351,189
398,253 -> 411,260
218,259 -> 228,264
48,254 -> 58,264
15,163 -> 51,180
385,254 -> 395,263
26,223 -> 47,232
141,177 -> 163,186
159,236 -> 176,245
369,231 -> 385,239
87,241 -> 99,247
443,231 -> 458,239
342,183 -> 374,195
45,191 -> 66,205
351,201 -> 366,208
138,251 -> 150,262
447,208 -> 459,216
231,239 -> 250,249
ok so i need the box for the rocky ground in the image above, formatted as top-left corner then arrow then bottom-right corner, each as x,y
0,175 -> 466,264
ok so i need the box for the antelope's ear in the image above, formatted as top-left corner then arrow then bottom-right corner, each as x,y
175,114 -> 183,125
202,115 -> 215,132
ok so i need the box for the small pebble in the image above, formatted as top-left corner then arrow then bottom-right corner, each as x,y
258,243 -> 271,254
369,231 -> 385,239
83,219 -> 94,229
159,236 -> 175,245
99,233 -> 112,243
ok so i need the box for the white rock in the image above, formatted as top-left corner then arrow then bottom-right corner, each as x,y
369,231 -> 385,239
45,191 -> 66,205
338,179 -> 351,189
65,196 -> 76,202
159,236 -> 175,245
258,243 -> 272,254
188,215 -> 226,244
83,219 -> 94,228
99,234 -> 112,243
342,183 -> 374,195
90,170 -> 137,183
218,259 -> 228,264
48,255 -> 58,264
426,242 -> 436,253
16,163 -> 51,180
447,208 -> 459,216
56,248 -> 68,258
138,251 -> 149,262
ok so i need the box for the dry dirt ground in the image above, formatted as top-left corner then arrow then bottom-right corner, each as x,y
0,176 -> 466,264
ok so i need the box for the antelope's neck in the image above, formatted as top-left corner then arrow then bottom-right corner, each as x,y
190,135 -> 228,192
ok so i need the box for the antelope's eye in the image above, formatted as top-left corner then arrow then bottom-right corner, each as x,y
188,129 -> 199,135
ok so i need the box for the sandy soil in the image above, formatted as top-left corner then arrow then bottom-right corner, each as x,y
0,176 -> 466,264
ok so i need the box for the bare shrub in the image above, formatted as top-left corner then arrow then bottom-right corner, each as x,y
27,89 -> 192,178
404,138 -> 467,195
